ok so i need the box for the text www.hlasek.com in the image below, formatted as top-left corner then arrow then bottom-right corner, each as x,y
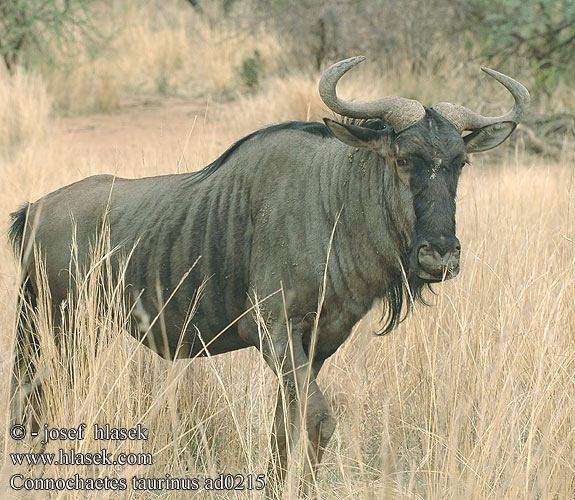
10,448 -> 152,467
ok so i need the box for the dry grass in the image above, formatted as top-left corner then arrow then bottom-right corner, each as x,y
43,1 -> 284,115
325,157 -> 575,499
31,0 -> 547,118
1,35 -> 574,500
0,69 -> 52,152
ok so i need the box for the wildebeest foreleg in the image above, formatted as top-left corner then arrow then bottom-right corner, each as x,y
268,376 -> 296,494
263,324 -> 335,497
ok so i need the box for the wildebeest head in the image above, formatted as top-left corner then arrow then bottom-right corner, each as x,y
320,56 -> 529,283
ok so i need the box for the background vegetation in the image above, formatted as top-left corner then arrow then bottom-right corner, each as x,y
0,1 -> 574,499
1,0 -> 575,114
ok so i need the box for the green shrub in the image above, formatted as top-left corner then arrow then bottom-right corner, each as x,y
238,49 -> 265,89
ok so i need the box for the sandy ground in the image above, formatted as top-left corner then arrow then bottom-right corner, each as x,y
51,95 -> 220,173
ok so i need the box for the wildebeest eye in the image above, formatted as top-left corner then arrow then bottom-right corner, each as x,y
396,158 -> 409,167
460,159 -> 469,169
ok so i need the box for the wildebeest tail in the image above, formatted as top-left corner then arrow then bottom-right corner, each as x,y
9,202 -> 37,358
8,203 -> 41,426
9,203 -> 30,257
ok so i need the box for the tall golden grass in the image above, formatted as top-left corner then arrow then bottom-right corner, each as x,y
1,10 -> 574,499
41,1 -> 283,115
0,70 -> 51,152
18,0 -> 573,118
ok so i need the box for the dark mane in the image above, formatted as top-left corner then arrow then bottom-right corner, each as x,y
186,121 -> 331,184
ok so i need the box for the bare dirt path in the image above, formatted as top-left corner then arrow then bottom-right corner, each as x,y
51,95 -> 217,170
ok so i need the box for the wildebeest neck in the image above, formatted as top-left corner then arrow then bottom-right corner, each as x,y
317,142 -> 417,332
198,125 -> 420,334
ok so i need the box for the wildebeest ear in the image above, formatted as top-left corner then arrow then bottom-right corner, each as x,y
463,121 -> 517,153
323,118 -> 384,150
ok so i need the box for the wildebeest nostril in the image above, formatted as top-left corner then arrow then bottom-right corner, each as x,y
417,241 -> 443,268
416,237 -> 461,280
427,236 -> 461,257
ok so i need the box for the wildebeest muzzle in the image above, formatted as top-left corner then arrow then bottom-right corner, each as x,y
411,234 -> 461,282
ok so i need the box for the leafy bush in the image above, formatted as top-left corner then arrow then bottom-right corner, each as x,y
238,49 -> 265,89
0,0 -> 105,72
457,0 -> 575,93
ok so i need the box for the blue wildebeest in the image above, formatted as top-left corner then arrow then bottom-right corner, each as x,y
9,56 -> 529,495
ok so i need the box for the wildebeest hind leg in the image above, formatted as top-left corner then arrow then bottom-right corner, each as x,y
10,282 -> 44,434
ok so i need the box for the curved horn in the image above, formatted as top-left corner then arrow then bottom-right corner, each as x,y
319,56 -> 425,133
433,67 -> 530,134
